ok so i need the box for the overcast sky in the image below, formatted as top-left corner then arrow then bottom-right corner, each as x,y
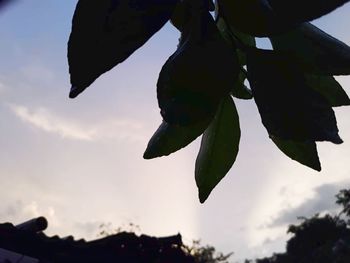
0,1 -> 350,261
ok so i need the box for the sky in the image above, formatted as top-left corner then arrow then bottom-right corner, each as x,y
0,1 -> 350,261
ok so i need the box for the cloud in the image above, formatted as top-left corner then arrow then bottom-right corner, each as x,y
10,104 -> 94,140
74,221 -> 103,239
0,200 -> 57,226
9,104 -> 147,142
268,182 -> 350,228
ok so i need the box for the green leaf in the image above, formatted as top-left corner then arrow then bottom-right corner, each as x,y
270,136 -> 321,171
216,17 -> 256,47
216,16 -> 234,44
305,75 -> 350,107
68,0 -> 177,98
219,0 -> 349,36
171,0 -> 215,31
143,120 -> 210,159
269,0 -> 350,26
157,12 -> 239,125
270,22 -> 350,75
215,18 -> 253,100
247,48 -> 343,144
216,16 -> 255,65
170,0 -> 190,31
231,69 -> 253,100
195,96 -> 240,203
228,23 -> 256,48
218,0 -> 278,36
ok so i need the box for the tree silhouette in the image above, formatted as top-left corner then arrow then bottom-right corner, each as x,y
245,188 -> 350,263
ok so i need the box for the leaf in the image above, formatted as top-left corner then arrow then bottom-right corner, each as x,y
217,0 -> 349,36
305,75 -> 350,107
270,136 -> 321,171
157,11 -> 239,125
171,0 -> 215,31
195,96 -> 240,203
247,49 -> 343,144
143,119 -> 210,159
216,16 -> 234,44
231,69 -> 253,100
269,0 -> 350,26
215,19 -> 253,100
68,0 -> 177,98
270,22 -> 350,75
216,17 -> 256,48
216,16 -> 256,65
218,0 -> 279,36
170,0 -> 190,31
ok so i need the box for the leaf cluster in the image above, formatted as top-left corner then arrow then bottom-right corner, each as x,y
67,0 -> 350,202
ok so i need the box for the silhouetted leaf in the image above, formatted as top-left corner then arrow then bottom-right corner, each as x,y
270,22 -> 350,76
271,136 -> 321,171
231,69 -> 253,100
143,120 -> 210,159
216,16 -> 233,43
216,16 -> 256,47
68,0 -> 177,98
247,49 -> 343,144
305,75 -> 350,107
269,0 -> 350,26
218,0 -> 350,36
157,11 -> 239,125
215,18 -> 253,100
171,0 -> 214,31
218,0 -> 280,36
195,96 -> 240,203
216,16 -> 255,65
170,0 -> 190,31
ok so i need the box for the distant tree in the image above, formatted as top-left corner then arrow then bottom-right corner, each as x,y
336,189 -> 350,218
97,224 -> 233,263
246,188 -> 350,263
182,240 -> 233,263
67,0 -> 350,202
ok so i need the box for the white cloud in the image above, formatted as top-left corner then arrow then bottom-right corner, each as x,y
9,104 -> 147,142
10,104 -> 94,141
1,200 -> 59,229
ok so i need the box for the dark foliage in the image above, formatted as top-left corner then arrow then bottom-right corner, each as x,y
0,220 -> 196,263
218,0 -> 350,36
67,0 -> 350,202
247,48 -> 342,144
157,7 -> 239,125
246,189 -> 350,263
68,0 -> 178,98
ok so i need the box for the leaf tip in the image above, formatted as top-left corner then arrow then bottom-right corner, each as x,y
143,147 -> 157,160
69,85 -> 81,99
332,135 -> 343,145
199,193 -> 208,204
314,162 -> 322,172
197,186 -> 211,204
